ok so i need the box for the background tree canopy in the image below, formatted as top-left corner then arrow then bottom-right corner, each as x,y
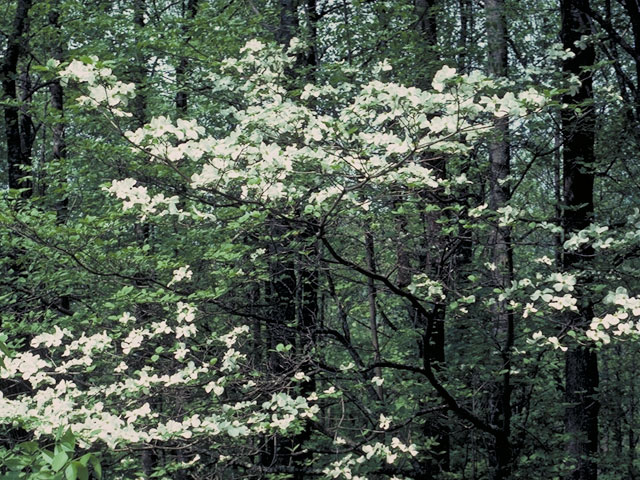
1,0 -> 640,479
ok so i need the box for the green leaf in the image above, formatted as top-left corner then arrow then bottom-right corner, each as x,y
60,429 -> 76,452
65,461 -> 77,480
0,340 -> 10,356
52,451 -> 69,472
89,457 -> 102,479
73,461 -> 88,480
17,441 -> 39,454
41,449 -> 54,465
4,455 -> 26,470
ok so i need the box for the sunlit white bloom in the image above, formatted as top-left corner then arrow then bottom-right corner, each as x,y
1,352 -> 49,381
168,265 -> 193,287
371,376 -> 384,386
31,326 -> 70,348
121,329 -> 146,355
114,362 -> 128,373
586,328 -> 611,344
219,325 -> 250,347
175,324 -> 197,339
432,65 -> 457,92
60,59 -> 97,84
204,379 -> 225,396
548,294 -> 578,311
241,39 -> 265,53
379,414 -> 391,430
523,303 -> 538,319
294,371 -> 310,382
126,403 -> 151,424
176,302 -> 196,323
151,321 -> 172,335
549,273 -> 576,292
535,256 -> 554,265
547,336 -> 568,352
174,343 -> 189,361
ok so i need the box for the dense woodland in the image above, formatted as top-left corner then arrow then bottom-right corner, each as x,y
2,0 -> 640,478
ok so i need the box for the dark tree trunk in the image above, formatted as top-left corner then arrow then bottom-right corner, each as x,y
622,0 -> 640,118
459,0 -> 471,72
305,0 -> 318,70
415,0 -> 437,47
263,217 -> 298,470
2,0 -> 33,196
175,0 -> 199,116
412,2 -> 451,475
561,1 -> 599,479
485,0 -> 514,478
365,231 -> 384,401
132,0 -> 147,128
415,0 -> 439,88
48,3 -> 70,313
277,0 -> 299,46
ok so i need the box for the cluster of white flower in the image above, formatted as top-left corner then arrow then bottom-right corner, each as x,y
31,325 -> 70,348
586,288 -> 640,344
218,325 -> 249,348
59,44 -> 546,223
59,58 -> 135,117
104,178 -> 182,218
176,301 -> 196,323
564,224 -> 612,251
0,311 -> 321,451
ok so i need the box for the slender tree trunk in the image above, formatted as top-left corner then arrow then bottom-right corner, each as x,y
415,0 -> 438,87
175,0 -> 199,117
18,70 -> 35,174
132,0 -> 147,127
277,0 -> 299,46
3,0 -> 33,196
129,2 -> 158,477
48,3 -> 70,313
629,350 -> 638,480
561,1 -> 599,479
266,4 -> 320,476
459,0 -> 471,72
305,0 -> 318,69
621,0 -> 640,119
485,1 -> 514,478
365,231 -> 384,401
412,2 -> 452,474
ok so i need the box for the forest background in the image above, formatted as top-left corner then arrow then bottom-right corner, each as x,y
2,0 -> 640,479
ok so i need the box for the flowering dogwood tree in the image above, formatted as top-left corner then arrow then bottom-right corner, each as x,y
2,36 -> 640,480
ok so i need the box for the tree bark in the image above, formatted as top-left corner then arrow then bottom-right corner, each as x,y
365,231 -> 384,401
132,0 -> 148,128
175,0 -> 199,117
485,0 -> 514,478
277,0 -> 299,46
561,1 -> 599,479
2,0 -> 33,196
49,2 -> 70,313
